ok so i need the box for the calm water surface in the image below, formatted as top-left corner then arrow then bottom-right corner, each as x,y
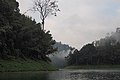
0,69 -> 120,80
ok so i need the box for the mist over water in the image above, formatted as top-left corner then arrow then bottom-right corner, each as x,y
0,70 -> 120,80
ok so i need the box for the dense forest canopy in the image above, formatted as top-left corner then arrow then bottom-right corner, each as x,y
0,0 -> 56,61
66,28 -> 120,65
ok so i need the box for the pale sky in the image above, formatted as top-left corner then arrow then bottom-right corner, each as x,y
17,0 -> 120,49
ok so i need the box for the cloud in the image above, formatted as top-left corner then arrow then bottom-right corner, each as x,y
17,0 -> 120,49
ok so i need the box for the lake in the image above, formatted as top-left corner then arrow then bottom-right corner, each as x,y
0,69 -> 120,80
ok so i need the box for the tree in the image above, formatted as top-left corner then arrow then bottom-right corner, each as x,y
66,28 -> 120,65
32,0 -> 60,30
0,0 -> 56,62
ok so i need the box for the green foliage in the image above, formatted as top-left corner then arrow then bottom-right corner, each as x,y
0,0 -> 56,62
0,0 -> 19,26
66,28 -> 120,65
0,59 -> 58,72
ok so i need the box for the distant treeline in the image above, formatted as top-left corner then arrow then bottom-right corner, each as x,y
0,0 -> 56,61
66,28 -> 120,65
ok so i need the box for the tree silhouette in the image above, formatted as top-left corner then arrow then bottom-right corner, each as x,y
32,0 -> 60,30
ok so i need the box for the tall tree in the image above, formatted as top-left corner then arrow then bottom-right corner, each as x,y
0,0 -> 56,61
32,0 -> 60,30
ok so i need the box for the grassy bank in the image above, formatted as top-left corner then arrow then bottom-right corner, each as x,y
65,65 -> 120,70
0,59 -> 58,72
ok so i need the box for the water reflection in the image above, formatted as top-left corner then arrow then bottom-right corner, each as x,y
0,70 -> 120,80
0,72 -> 48,80
47,70 -> 120,80
69,73 -> 81,80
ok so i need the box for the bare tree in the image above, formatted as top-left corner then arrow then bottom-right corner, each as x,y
32,0 -> 60,30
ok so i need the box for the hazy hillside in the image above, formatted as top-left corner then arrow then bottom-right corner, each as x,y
66,28 -> 120,65
50,42 -> 72,68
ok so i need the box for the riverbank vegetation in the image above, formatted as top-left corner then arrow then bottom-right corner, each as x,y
0,59 -> 58,72
0,0 -> 58,71
65,65 -> 120,70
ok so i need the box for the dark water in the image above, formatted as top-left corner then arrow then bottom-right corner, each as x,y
0,69 -> 120,80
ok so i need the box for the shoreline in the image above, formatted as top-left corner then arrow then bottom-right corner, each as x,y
65,65 -> 120,70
